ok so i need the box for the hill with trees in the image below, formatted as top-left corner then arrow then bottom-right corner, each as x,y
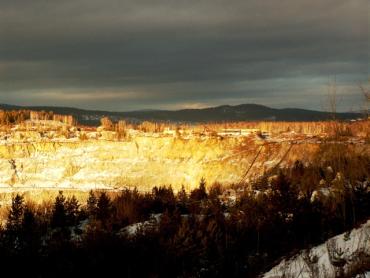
0,103 -> 361,125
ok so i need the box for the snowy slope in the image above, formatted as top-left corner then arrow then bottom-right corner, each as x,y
263,220 -> 370,278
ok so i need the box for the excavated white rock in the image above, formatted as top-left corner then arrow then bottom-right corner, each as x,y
0,136 -> 321,192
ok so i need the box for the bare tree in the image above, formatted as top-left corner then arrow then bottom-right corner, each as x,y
359,84 -> 370,118
326,76 -> 344,138
100,116 -> 113,130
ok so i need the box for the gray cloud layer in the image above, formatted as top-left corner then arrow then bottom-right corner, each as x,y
0,0 -> 368,111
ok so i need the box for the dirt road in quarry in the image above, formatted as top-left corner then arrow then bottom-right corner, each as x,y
0,135 -> 366,193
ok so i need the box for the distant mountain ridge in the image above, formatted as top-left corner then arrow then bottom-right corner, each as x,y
0,103 -> 361,125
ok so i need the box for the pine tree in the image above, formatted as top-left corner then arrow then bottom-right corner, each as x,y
4,194 -> 26,253
96,192 -> 112,224
177,185 -> 188,213
177,185 -> 188,204
20,206 -> 40,253
51,191 -> 67,228
87,190 -> 98,218
66,195 -> 80,226
6,194 -> 25,232
190,178 -> 208,201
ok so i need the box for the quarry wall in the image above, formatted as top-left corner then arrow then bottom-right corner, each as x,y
0,136 -> 326,192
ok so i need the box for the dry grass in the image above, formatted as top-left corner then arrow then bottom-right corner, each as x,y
196,120 -> 369,137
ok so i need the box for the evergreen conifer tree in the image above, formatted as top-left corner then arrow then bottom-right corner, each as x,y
87,190 -> 98,218
6,194 -> 25,232
97,192 -> 112,225
51,191 -> 67,228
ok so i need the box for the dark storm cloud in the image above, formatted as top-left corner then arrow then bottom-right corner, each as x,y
0,0 -> 368,111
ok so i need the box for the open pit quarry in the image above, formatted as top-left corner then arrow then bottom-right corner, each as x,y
0,133 -> 336,192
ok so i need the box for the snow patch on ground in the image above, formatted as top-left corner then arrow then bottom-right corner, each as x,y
118,214 -> 162,237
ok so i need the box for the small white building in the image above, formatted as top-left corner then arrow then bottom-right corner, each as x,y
217,128 -> 261,137
163,127 -> 177,136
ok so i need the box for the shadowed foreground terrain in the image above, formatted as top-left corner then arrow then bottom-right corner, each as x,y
0,140 -> 369,277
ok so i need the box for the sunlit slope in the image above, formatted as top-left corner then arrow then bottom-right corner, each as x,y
0,136 -> 362,191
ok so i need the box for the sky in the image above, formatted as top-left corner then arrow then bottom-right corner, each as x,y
0,0 -> 368,112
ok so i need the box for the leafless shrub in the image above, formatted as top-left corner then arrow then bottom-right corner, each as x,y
359,84 -> 370,119
301,250 -> 320,277
327,238 -> 347,277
